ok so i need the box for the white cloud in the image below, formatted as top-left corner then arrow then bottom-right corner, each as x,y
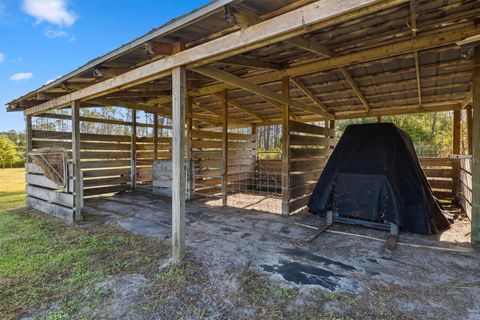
22,0 -> 76,27
0,52 -> 4,63
44,27 -> 68,38
10,72 -> 33,81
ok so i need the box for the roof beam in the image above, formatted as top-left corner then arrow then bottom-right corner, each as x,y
187,26 -> 475,100
290,78 -> 334,117
192,66 -> 334,119
24,0 -> 404,115
339,67 -> 369,111
226,5 -> 333,57
212,93 -> 266,121
218,56 -> 283,70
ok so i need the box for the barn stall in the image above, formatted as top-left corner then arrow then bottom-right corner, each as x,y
6,0 -> 480,260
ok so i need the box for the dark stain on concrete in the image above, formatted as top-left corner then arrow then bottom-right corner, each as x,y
262,260 -> 342,291
241,232 -> 252,239
220,227 -> 239,233
280,226 -> 290,234
283,248 -> 356,272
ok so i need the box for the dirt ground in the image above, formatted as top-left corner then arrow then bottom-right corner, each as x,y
58,190 -> 479,319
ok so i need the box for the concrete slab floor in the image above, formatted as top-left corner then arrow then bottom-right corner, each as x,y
84,191 -> 480,319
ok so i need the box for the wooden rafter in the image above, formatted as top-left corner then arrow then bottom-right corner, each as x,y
219,56 -> 283,70
185,27 -> 474,102
212,93 -> 266,121
410,0 -> 422,107
226,5 -> 333,58
25,0 -> 397,115
192,66 -> 333,119
339,67 -> 369,111
290,78 -> 334,118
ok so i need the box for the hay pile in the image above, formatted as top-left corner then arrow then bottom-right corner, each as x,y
30,148 -> 67,187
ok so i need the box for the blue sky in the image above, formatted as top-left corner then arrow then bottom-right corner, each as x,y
0,0 -> 210,132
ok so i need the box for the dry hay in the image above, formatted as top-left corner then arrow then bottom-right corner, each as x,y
30,148 -> 67,188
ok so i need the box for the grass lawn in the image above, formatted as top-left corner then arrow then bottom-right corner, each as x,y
0,168 -> 26,210
0,168 -> 169,319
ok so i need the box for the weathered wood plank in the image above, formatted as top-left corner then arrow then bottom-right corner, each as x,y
26,196 -> 74,223
290,120 -> 335,136
83,184 -> 130,196
82,168 -> 131,178
26,173 -> 61,190
26,185 -> 73,207
290,134 -> 336,147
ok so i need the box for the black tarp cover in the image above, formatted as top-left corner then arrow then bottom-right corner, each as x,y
307,123 -> 450,235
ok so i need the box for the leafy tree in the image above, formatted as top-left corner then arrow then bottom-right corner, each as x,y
0,136 -> 21,169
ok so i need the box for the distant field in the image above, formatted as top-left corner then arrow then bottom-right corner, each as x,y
0,168 -> 25,210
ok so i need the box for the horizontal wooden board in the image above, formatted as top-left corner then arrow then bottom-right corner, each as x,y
26,185 -> 73,207
80,160 -> 131,169
81,151 -> 131,159
288,194 -> 310,213
83,176 -> 130,187
26,173 -> 62,190
192,129 -> 253,141
290,158 -> 327,172
290,182 -> 316,199
290,148 -> 332,159
290,120 -> 335,137
82,168 -> 131,178
83,184 -> 130,196
32,130 -> 131,143
26,196 -> 74,223
427,179 -> 453,190
290,169 -> 323,187
423,168 -> 453,178
419,157 -> 452,167
290,134 -> 336,147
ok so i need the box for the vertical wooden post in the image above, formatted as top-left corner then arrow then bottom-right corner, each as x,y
453,109 -> 461,200
281,76 -> 290,216
131,109 -> 137,190
25,115 -> 32,157
172,66 -> 186,262
72,101 -> 82,222
329,120 -> 336,149
467,105 -> 473,155
376,116 -> 382,123
472,46 -> 480,243
186,96 -> 193,200
153,112 -> 158,161
222,90 -> 228,207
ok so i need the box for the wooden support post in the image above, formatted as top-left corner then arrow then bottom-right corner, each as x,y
329,120 -> 336,148
186,96 -> 193,200
281,76 -> 290,216
153,112 -> 158,161
376,116 -> 382,123
130,109 -> 137,190
221,90 -> 228,206
72,101 -> 82,222
25,115 -> 32,156
472,47 -> 480,243
172,66 -> 186,262
467,105 -> 473,155
453,109 -> 461,200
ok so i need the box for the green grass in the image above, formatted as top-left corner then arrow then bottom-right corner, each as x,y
0,168 -> 169,319
0,168 -> 26,210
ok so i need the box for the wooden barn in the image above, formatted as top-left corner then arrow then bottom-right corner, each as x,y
6,0 -> 480,261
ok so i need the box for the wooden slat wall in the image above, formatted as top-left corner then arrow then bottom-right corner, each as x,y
226,131 -> 256,190
419,157 -> 455,200
288,121 -> 335,213
136,136 -> 172,185
459,157 -> 472,219
25,162 -> 75,222
191,129 -> 223,197
31,114 -> 133,198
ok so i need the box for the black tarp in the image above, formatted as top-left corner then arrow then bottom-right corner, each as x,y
307,123 -> 450,235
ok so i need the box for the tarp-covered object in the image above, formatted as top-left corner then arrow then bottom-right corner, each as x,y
308,123 -> 450,235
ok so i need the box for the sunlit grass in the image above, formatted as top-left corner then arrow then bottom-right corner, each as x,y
0,168 -> 26,210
